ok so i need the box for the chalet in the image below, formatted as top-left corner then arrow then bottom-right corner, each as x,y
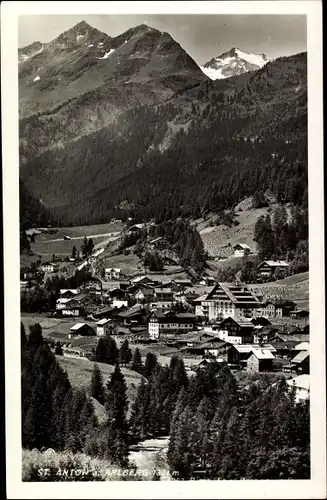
246,348 -> 275,372
78,280 -> 102,294
270,333 -> 309,357
253,325 -> 278,344
131,276 -> 156,286
233,243 -> 250,257
102,280 -> 130,291
172,278 -> 192,288
148,311 -> 197,340
154,288 -> 175,303
289,309 -> 309,323
228,344 -> 276,367
93,306 -> 123,320
257,260 -> 289,277
96,318 -> 113,337
134,288 -> 154,303
195,283 -> 260,321
203,340 -> 230,360
61,299 -> 80,317
285,351 -> 310,374
199,276 -> 217,287
118,304 -> 147,327
41,263 -> 59,273
105,268 -> 121,280
107,287 -> 126,300
217,317 -> 255,344
59,289 -> 78,299
256,299 -> 296,318
286,374 -> 310,402
166,331 -> 215,348
112,299 -> 128,309
69,323 -> 95,339
291,341 -> 310,354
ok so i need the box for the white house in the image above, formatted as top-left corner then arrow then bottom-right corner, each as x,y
233,243 -> 251,257
148,311 -> 197,340
96,318 -> 112,336
105,268 -> 121,280
41,263 -> 59,273
286,375 -> 310,403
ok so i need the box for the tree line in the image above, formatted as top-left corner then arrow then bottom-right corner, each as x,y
22,323 -> 310,480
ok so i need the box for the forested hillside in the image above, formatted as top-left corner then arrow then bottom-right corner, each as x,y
19,22 -> 307,228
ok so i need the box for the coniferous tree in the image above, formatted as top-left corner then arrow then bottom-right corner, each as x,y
144,352 -> 158,379
119,339 -> 132,367
131,348 -> 143,374
90,363 -> 105,406
54,342 -> 63,355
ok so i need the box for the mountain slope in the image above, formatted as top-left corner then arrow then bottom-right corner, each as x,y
19,22 -> 206,162
200,47 -> 268,80
20,50 -> 307,226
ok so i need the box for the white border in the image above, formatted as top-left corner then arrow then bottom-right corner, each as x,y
2,1 -> 325,499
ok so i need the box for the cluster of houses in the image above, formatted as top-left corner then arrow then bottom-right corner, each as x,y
54,267 -> 309,387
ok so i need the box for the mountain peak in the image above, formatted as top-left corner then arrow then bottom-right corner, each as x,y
201,47 -> 268,80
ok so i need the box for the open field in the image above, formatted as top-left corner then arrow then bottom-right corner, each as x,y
27,222 -> 123,261
56,355 -> 144,410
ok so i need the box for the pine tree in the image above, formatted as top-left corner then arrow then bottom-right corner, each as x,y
81,236 -> 88,259
131,348 -> 143,374
54,342 -> 63,355
129,378 -> 150,441
27,323 -> 44,353
87,238 -> 94,256
144,352 -> 158,379
105,364 -> 129,466
90,363 -> 105,406
71,244 -> 77,259
119,339 -> 132,366
105,335 -> 118,365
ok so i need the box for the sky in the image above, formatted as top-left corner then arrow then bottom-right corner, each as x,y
18,14 -> 306,64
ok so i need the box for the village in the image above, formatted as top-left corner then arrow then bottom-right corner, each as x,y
20,226 -> 310,404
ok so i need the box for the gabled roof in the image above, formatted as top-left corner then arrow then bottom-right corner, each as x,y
234,243 -> 250,250
292,350 -> 310,364
105,268 -> 121,273
60,289 -> 78,295
250,348 -> 275,360
206,282 -> 260,305
154,288 -> 173,294
220,316 -> 254,329
70,323 -> 87,331
232,344 -> 276,353
96,318 -> 112,325
258,260 -> 289,268
292,341 -> 310,351
276,333 -> 310,343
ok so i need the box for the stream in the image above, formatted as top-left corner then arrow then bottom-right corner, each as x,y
129,436 -> 170,479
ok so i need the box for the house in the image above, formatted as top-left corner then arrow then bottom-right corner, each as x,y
256,299 -> 296,318
166,331 -> 215,348
154,288 -> 175,303
233,243 -> 250,257
131,276 -> 156,286
172,278 -> 192,288
195,283 -> 261,321
257,260 -> 289,277
148,311 -> 197,340
105,268 -> 121,280
107,287 -> 126,300
246,348 -> 275,372
228,344 -> 276,367
61,299 -> 80,317
118,304 -> 147,327
253,325 -> 278,344
217,317 -> 255,344
134,288 -> 155,303
41,263 -> 59,273
59,289 -> 78,299
69,323 -> 95,339
286,374 -> 310,402
93,306 -> 123,320
96,318 -> 113,336
285,351 -> 310,374
199,276 -> 217,287
270,333 -> 310,357
289,309 -> 309,324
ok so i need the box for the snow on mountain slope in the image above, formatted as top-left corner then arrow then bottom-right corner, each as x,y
201,47 -> 269,80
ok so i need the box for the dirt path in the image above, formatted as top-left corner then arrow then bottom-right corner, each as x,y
39,232 -> 120,243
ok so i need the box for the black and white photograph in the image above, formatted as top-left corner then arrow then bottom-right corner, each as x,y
2,1 -> 325,498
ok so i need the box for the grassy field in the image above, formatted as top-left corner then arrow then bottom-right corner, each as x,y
27,222 -> 123,261
56,355 -> 144,411
249,272 -> 309,309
